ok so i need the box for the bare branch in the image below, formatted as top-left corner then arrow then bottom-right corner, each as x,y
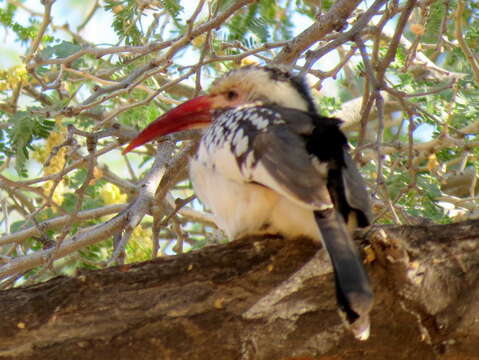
273,0 -> 363,64
0,204 -> 126,247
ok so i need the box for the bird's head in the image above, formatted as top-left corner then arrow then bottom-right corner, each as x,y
123,65 -> 316,154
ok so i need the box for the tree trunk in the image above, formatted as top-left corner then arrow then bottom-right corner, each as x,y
1,221 -> 479,360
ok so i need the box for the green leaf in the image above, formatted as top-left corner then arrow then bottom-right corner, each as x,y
9,112 -> 35,177
0,4 -> 37,41
422,1 -> 446,44
160,0 -> 183,22
105,0 -> 144,45
6,112 -> 54,177
39,41 -> 82,60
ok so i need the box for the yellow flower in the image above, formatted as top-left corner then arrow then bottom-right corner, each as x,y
427,153 -> 439,171
34,117 -> 67,175
126,225 -> 152,262
100,183 -> 127,204
240,57 -> 259,67
44,180 -> 67,205
32,146 -> 48,164
0,64 -> 28,91
191,33 -> 207,48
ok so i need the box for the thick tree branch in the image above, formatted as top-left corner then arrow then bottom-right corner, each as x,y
1,221 -> 479,359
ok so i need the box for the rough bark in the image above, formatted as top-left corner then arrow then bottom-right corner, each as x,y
1,221 -> 479,360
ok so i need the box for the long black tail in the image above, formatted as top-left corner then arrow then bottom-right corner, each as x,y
314,208 -> 373,340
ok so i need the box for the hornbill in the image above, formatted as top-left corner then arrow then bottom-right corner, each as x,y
124,65 -> 374,340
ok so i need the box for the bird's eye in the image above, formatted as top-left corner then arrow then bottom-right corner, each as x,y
226,90 -> 238,101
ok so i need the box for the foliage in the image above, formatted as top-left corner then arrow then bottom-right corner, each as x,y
7,111 -> 54,177
0,0 -> 479,286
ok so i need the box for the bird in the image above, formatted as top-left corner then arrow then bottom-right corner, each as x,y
123,65 -> 374,340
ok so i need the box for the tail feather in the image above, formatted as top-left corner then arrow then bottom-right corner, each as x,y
314,209 -> 373,340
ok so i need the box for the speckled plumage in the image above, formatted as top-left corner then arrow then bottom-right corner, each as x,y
201,105 -> 285,169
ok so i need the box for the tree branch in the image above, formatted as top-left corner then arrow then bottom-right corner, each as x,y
273,0 -> 363,65
1,222 -> 479,359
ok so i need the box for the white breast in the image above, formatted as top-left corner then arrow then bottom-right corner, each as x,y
190,141 -> 320,241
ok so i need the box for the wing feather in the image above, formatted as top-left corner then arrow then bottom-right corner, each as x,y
342,152 -> 372,225
248,123 -> 333,210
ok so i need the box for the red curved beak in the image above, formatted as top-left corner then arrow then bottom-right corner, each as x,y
123,95 -> 212,154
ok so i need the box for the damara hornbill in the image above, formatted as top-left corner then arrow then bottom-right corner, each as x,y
124,65 -> 374,340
